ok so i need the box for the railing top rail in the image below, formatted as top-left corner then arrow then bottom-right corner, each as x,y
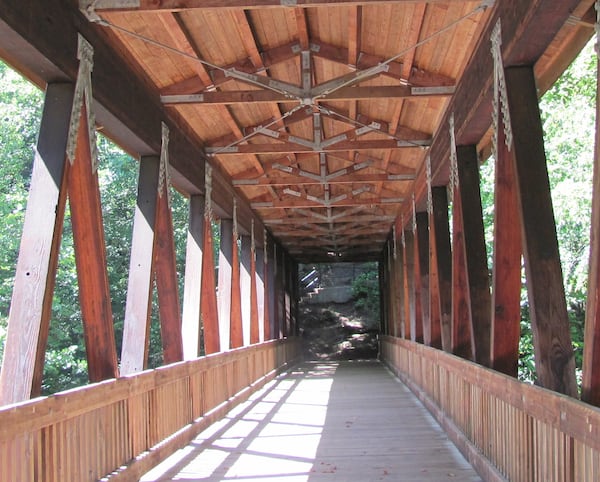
383,336 -> 600,451
0,338 -> 288,441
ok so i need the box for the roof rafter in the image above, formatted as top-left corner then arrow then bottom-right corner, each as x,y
84,0 -> 466,13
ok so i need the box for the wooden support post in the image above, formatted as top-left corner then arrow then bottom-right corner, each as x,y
430,187 -> 452,351
0,84 -> 73,404
263,237 -> 273,340
457,146 -> 492,366
68,103 -> 118,382
583,46 -> 600,406
250,237 -> 260,343
121,156 -> 160,375
416,212 -> 430,345
451,184 -> 474,360
272,245 -> 281,339
181,195 -> 204,359
379,258 -> 387,335
240,235 -> 253,345
412,225 -> 424,343
393,237 -> 404,338
506,66 -> 577,396
256,245 -> 266,342
201,204 -> 219,354
154,185 -> 183,364
490,125 -> 522,376
229,220 -> 243,349
218,219 -> 234,350
403,230 -> 415,341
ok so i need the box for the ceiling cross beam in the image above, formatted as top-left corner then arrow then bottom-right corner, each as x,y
84,0 -> 467,12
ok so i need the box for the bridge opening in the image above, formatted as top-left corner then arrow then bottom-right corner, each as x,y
298,262 -> 380,361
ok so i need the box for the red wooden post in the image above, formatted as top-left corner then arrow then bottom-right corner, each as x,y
451,187 -> 473,360
229,213 -> 243,349
412,223 -> 424,343
263,234 -> 272,340
0,83 -> 73,404
249,233 -> 260,344
154,181 -> 183,364
490,125 -> 522,376
68,103 -> 118,383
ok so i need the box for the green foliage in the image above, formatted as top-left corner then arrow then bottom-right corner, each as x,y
352,268 -> 380,317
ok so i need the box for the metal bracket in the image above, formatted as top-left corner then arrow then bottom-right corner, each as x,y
158,122 -> 171,203
67,34 -> 99,172
491,19 -> 513,156
448,113 -> 458,203
426,155 -> 433,215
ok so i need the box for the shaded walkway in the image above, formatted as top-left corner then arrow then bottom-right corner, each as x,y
140,361 -> 481,481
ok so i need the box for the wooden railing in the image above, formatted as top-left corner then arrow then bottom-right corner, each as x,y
381,336 -> 600,482
0,338 -> 301,482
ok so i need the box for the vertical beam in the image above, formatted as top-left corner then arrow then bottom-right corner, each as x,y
240,235 -> 252,346
393,237 -> 404,338
451,184 -> 473,360
379,258 -> 387,335
201,208 -> 219,354
416,212 -> 430,345
272,244 -> 281,338
583,44 -> 600,406
430,187 -> 452,350
263,237 -> 273,340
0,83 -> 73,404
218,219 -> 233,350
121,156 -> 160,375
412,224 -> 424,343
455,146 -> 492,367
229,221 -> 243,349
249,236 -> 260,344
490,125 -> 522,376
256,245 -> 266,341
154,187 -> 183,364
181,195 -> 204,360
403,230 -> 415,340
458,146 -> 492,366
506,66 -> 577,396
68,103 -> 118,382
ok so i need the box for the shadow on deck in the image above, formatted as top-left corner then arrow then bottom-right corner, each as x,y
141,361 -> 481,481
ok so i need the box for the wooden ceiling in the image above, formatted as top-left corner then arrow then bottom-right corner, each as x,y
5,0 -> 595,262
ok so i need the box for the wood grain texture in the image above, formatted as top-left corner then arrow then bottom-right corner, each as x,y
154,188 -> 184,364
68,104 -> 119,383
506,66 -> 577,397
416,212 -> 430,345
218,219 -> 234,350
457,145 -> 491,366
490,127 -> 522,377
229,225 -> 243,349
451,187 -> 473,360
431,187 -> 452,352
0,83 -> 73,404
181,195 -> 204,360
121,156 -> 160,375
201,210 -> 220,354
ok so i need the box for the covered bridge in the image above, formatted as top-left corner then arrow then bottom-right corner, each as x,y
1,0 -> 600,480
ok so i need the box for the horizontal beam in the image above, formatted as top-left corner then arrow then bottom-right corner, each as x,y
161,85 -> 454,105
252,196 -> 403,209
264,214 -> 395,225
208,138 -> 430,155
86,0 -> 468,12
233,172 -> 415,186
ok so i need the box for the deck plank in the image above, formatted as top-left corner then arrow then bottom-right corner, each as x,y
140,360 -> 482,481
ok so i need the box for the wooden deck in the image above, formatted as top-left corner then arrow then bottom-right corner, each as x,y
140,360 -> 482,481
